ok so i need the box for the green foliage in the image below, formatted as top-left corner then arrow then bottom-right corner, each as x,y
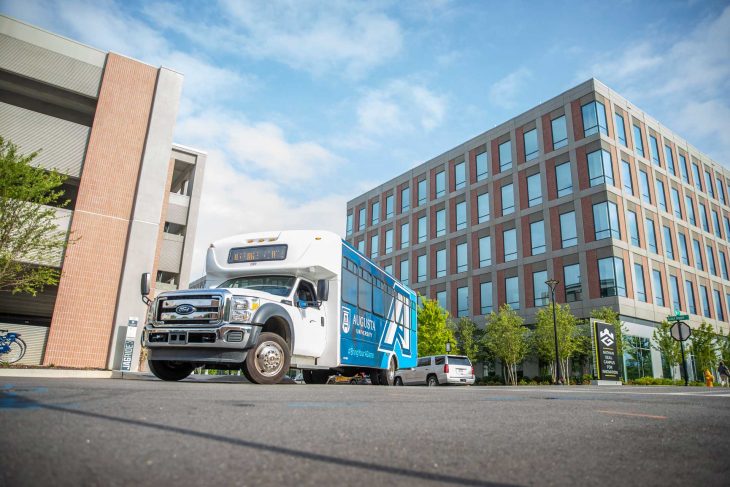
450,317 -> 480,362
630,376 -> 703,386
690,322 -> 719,374
591,306 -> 627,357
719,329 -> 730,364
482,304 -> 528,385
416,296 -> 457,357
531,303 -> 581,383
651,321 -> 681,371
0,136 -> 70,295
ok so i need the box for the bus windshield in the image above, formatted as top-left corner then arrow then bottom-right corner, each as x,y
218,275 -> 296,297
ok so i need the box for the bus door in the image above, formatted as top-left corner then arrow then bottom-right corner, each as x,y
293,279 -> 326,357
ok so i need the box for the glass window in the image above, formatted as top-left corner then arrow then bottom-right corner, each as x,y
593,201 -> 621,240
645,218 -> 658,254
385,229 -> 393,254
401,222 -> 410,249
342,267 -> 358,304
625,336 -> 653,380
685,280 -> 697,314
582,101 -> 608,136
456,243 -> 468,273
346,213 -> 353,235
417,216 -> 427,243
503,228 -> 517,262
725,216 -> 730,239
692,163 -> 702,191
533,270 -> 549,307
692,239 -> 704,270
505,276 -> 520,310
560,211 -> 577,248
615,113 -> 627,147
401,187 -> 410,213
371,201 -> 380,225
564,263 -> 581,302
527,173 -> 542,207
671,188 -> 682,218
435,171 -> 446,198
358,273 -> 372,312
588,149 -> 614,187
717,178 -> 726,205
436,249 -> 446,278
454,162 -> 466,190
639,170 -> 651,204
652,269 -> 665,307
622,160 -> 633,194
358,207 -> 366,231
633,125 -> 644,157
679,154 -> 689,183
480,282 -> 493,315
499,140 -> 512,172
385,195 -> 394,219
370,234 -> 379,258
707,245 -> 717,276
436,290 -> 446,309
552,115 -> 568,149
384,264 -> 393,276
524,128 -> 538,161
720,250 -> 728,279
417,179 -> 427,206
479,236 -> 491,267
705,171 -> 714,198
649,135 -> 660,166
670,275 -> 681,311
457,286 -> 469,317
598,256 -> 627,297
634,263 -> 647,302
699,203 -> 709,231
713,289 -> 724,321
663,226 -> 674,260
678,233 -> 689,265
436,209 -> 445,237
686,196 -> 696,226
400,259 -> 409,286
477,193 -> 490,223
555,162 -> 572,197
530,220 -> 546,255
501,183 -> 514,215
655,179 -> 667,212
476,151 -> 488,181
700,285 -> 711,318
628,210 -> 640,246
712,210 -> 721,237
357,239 -> 365,253
417,254 -> 427,283
456,201 -> 467,230
664,145 -> 675,175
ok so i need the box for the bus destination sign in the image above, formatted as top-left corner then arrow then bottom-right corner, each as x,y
228,245 -> 288,264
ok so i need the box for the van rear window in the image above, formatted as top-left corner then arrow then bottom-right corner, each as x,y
447,356 -> 471,366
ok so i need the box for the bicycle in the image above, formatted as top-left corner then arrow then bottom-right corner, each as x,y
0,329 -> 27,364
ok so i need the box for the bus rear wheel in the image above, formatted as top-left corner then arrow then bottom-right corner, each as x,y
376,356 -> 397,386
243,332 -> 291,385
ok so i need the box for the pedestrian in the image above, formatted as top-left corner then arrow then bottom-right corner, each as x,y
719,360 -> 730,388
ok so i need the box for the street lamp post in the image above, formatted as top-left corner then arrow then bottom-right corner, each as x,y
545,279 -> 563,385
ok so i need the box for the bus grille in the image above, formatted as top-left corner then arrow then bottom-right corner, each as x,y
156,295 -> 223,326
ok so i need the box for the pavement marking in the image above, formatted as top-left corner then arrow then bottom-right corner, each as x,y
596,410 -> 667,420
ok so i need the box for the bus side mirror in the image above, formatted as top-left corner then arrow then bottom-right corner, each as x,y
317,280 -> 329,301
141,273 -> 152,305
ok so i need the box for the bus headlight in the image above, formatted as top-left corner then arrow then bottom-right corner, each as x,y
230,297 -> 260,323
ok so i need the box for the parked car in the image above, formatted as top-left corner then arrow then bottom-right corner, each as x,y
327,372 -> 370,385
394,355 -> 475,386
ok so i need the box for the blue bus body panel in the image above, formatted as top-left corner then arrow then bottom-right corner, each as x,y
339,242 -> 417,370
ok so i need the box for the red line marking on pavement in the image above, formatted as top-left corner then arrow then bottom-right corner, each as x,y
596,410 -> 667,420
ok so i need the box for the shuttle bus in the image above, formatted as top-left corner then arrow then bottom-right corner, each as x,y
141,230 -> 417,385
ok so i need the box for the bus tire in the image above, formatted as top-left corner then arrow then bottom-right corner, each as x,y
377,356 -> 397,386
243,332 -> 291,385
148,360 -> 194,381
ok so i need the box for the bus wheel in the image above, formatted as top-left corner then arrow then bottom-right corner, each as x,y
148,360 -> 194,381
244,332 -> 291,385
377,356 -> 397,386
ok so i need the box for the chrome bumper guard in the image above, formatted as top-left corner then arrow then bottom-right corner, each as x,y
143,323 -> 258,350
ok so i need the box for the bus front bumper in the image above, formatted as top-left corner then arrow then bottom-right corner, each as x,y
142,324 -> 260,364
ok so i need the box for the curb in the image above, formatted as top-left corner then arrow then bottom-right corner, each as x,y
0,369 -> 113,379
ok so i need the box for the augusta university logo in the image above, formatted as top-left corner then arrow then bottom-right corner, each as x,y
378,297 -> 412,357
341,307 -> 350,334
600,328 -> 615,347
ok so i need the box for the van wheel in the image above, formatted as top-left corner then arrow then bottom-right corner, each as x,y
427,375 -> 439,387
394,377 -> 403,386
148,360 -> 194,381
243,332 -> 291,384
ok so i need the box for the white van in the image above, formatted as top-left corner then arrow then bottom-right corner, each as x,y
394,355 -> 475,386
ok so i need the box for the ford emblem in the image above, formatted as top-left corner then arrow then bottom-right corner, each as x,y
175,304 -> 196,315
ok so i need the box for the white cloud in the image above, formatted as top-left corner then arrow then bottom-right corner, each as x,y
356,79 -> 447,136
488,67 -> 533,110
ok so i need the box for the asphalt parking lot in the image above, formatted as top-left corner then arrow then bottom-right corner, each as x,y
2,378 -> 729,486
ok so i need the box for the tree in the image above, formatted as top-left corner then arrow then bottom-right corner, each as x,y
450,317 -> 480,363
690,322 -> 718,375
719,329 -> 730,365
531,303 -> 581,383
651,321 -> 681,377
0,136 -> 70,295
417,296 -> 457,357
482,304 -> 528,385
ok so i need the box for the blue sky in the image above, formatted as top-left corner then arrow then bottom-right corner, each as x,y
3,0 -> 730,279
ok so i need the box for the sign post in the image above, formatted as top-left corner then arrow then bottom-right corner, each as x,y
120,317 -> 138,372
591,320 -> 621,385
668,311 -> 691,386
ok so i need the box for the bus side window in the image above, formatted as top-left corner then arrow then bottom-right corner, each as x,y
342,268 -> 358,305
358,271 -> 373,312
373,279 -> 385,317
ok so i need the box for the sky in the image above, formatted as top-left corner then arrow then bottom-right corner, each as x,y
2,0 -> 730,280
